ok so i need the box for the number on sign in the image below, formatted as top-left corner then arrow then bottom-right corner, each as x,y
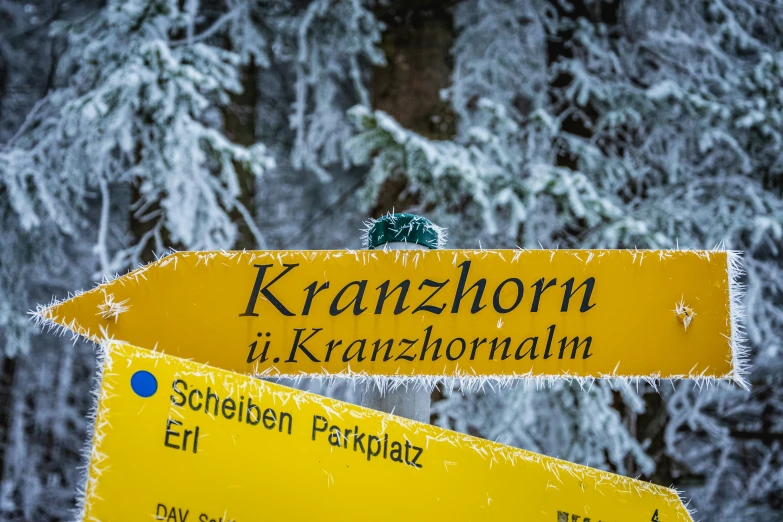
651,509 -> 660,522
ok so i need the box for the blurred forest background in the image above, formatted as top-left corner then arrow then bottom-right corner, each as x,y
0,0 -> 782,520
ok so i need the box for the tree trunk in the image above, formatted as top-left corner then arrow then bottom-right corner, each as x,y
0,356 -> 17,478
223,58 -> 260,250
369,1 -> 456,216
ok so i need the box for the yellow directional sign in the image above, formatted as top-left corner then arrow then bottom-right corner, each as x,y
38,249 -> 743,381
83,341 -> 694,522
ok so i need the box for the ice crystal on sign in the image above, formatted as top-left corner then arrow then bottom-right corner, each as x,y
96,293 -> 129,323
674,300 -> 696,332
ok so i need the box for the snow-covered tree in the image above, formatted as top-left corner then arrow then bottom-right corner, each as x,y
0,0 -> 274,516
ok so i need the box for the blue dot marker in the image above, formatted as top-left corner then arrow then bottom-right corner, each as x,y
130,370 -> 157,398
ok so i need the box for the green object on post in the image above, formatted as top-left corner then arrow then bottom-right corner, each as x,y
365,213 -> 445,250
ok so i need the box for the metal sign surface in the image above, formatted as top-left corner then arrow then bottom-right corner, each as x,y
81,341 -> 694,522
39,249 -> 742,381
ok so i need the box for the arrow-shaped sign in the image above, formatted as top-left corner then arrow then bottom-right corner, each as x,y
37,249 -> 744,382
82,341 -> 694,521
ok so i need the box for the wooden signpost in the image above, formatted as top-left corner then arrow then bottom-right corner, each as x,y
38,248 -> 743,383
82,341 -> 694,522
